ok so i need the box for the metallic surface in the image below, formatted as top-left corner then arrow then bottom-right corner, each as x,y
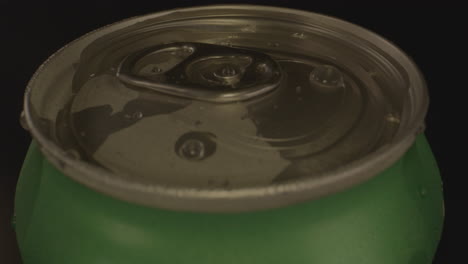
117,42 -> 282,103
22,5 -> 429,212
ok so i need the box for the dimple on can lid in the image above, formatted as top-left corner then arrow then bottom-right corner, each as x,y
22,5 -> 428,212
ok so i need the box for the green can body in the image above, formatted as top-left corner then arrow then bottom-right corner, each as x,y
14,134 -> 443,264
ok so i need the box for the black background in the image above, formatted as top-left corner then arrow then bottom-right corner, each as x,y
1,0 -> 459,263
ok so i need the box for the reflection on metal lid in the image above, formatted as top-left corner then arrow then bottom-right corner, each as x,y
24,5 -> 428,211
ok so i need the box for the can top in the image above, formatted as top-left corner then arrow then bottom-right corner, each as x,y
24,5 -> 428,212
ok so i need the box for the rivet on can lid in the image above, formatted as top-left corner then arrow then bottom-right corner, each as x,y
309,65 -> 345,89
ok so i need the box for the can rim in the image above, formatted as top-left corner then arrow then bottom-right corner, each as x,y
23,5 -> 428,212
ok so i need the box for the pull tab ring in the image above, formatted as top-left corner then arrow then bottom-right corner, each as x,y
116,42 -> 282,103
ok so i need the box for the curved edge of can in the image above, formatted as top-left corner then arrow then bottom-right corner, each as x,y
22,5 -> 429,212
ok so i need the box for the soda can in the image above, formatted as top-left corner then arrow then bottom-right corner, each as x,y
16,5 -> 444,264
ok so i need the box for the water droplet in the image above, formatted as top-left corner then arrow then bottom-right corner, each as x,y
296,86 -> 302,93
151,66 -> 162,74
292,32 -> 307,39
419,187 -> 427,198
89,73 -> 96,78
386,114 -> 400,124
309,65 -> 344,88
133,111 -> 143,119
182,46 -> 195,54
256,63 -> 269,74
268,42 -> 279,47
241,25 -> 256,33
219,41 -> 232,47
124,111 -> 143,120
19,111 -> 28,131
178,139 -> 205,161
107,67 -> 117,74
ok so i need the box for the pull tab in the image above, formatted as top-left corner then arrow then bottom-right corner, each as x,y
116,42 -> 282,103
